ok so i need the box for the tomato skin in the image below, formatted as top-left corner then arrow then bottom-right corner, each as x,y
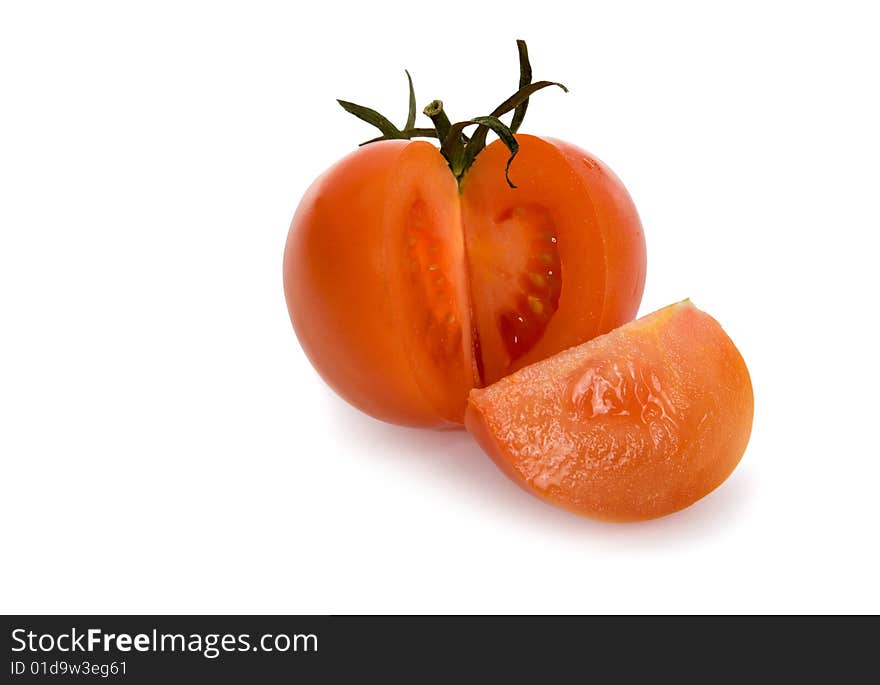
545,138 -> 647,336
283,141 -> 473,428
465,301 -> 753,521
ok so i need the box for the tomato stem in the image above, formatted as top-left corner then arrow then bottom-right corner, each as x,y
441,117 -> 520,188
336,40 -> 567,187
423,100 -> 451,143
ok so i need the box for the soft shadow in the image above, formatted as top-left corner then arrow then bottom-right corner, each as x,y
327,396 -> 535,514
328,394 -> 754,546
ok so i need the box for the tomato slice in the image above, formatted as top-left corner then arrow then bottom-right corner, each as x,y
461,134 -> 646,386
465,301 -> 753,521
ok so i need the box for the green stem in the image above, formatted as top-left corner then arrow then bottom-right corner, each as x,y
423,100 -> 451,143
441,117 -> 520,187
336,40 -> 568,187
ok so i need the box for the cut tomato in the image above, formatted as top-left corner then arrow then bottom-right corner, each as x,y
284,43 -> 649,427
465,301 -> 753,521
284,136 -> 645,427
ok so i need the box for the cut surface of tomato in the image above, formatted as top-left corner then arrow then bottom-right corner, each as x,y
284,141 -> 475,427
465,301 -> 753,521
462,135 -> 645,386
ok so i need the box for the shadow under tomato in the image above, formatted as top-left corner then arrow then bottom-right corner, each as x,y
326,394 -> 535,510
328,393 -> 754,546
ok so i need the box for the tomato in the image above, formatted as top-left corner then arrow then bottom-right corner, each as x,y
283,43 -> 645,427
465,301 -> 753,521
284,134 -> 645,427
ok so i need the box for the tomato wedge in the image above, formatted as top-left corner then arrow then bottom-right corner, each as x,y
465,301 -> 753,521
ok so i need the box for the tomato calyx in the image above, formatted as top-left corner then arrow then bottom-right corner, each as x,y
336,40 -> 568,188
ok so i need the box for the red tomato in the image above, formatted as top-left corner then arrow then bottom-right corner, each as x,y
283,43 -> 646,427
284,134 -> 645,427
465,301 -> 754,521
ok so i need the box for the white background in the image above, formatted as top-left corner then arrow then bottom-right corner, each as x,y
1,1 -> 878,614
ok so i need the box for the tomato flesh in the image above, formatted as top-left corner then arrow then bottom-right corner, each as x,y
406,199 -> 462,360
465,301 -> 754,521
284,141 -> 474,427
391,172 -> 475,423
466,203 -> 563,365
462,135 -> 645,386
